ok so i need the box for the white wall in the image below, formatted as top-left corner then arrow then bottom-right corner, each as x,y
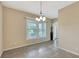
0,2 -> 3,57
59,2 -> 79,55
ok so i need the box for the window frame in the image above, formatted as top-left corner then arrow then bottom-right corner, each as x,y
26,19 -> 46,40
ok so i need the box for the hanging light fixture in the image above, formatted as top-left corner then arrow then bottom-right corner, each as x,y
35,1 -> 46,22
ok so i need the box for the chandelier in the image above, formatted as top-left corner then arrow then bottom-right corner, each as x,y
35,1 -> 46,22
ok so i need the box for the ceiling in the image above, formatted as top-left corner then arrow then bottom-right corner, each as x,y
2,1 -> 75,19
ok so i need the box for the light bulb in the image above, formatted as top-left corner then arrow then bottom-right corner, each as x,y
36,17 -> 40,21
40,16 -> 42,20
43,17 -> 46,21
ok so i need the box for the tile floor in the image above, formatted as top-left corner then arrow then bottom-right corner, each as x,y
1,40 -> 79,58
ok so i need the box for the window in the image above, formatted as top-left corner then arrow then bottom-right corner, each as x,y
26,20 -> 37,39
39,22 -> 46,38
26,19 -> 46,40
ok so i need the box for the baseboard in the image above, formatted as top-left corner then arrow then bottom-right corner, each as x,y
59,47 -> 79,56
3,44 -> 28,51
3,40 -> 50,51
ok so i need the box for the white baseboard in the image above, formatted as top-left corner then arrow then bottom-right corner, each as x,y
3,44 -> 27,51
59,47 -> 79,56
3,40 -> 49,51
